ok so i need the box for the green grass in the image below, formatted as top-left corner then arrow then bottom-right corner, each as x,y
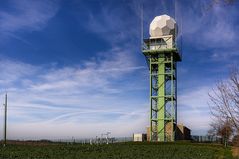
0,142 -> 234,159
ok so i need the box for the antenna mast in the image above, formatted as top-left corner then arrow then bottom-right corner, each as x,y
141,4 -> 144,48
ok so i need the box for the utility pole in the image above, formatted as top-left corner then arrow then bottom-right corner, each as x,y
3,93 -> 7,147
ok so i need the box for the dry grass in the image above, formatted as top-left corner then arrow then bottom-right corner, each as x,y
232,147 -> 239,158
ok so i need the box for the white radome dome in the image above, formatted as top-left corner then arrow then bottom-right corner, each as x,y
149,14 -> 177,37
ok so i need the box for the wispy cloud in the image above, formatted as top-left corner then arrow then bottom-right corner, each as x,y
0,0 -> 149,139
1,0 -> 236,139
178,86 -> 215,135
0,51 -> 217,138
182,2 -> 239,49
81,1 -> 142,47
0,59 -> 39,86
0,47 -> 148,139
0,0 -> 60,49
0,0 -> 60,33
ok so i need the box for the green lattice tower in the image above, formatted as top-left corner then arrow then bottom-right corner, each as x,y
142,35 -> 181,142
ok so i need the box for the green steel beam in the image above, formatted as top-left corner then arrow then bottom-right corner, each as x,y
157,57 -> 165,141
143,35 -> 181,142
145,48 -> 180,142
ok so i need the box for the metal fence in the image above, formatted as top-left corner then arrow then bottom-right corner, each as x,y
191,135 -> 222,143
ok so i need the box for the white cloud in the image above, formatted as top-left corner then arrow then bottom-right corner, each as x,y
8,116 -> 148,140
83,2 -> 142,46
178,86 -> 214,135
0,0 -> 60,33
0,59 -> 39,86
0,48 -> 217,138
0,0 -> 229,139
0,48 -> 216,139
182,2 -> 239,49
0,48 -> 148,139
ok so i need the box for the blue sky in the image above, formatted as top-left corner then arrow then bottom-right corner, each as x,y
0,0 -> 239,139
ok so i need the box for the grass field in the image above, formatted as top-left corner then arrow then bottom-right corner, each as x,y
0,142 -> 234,159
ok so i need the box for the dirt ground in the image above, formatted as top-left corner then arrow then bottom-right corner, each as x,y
232,147 -> 239,158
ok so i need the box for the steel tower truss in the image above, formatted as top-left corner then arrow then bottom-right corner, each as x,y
142,35 -> 181,142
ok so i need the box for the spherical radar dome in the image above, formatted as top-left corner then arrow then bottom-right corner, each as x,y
149,14 -> 177,37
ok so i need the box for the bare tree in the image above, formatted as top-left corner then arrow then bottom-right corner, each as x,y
208,119 -> 233,146
209,68 -> 239,145
218,120 -> 233,146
